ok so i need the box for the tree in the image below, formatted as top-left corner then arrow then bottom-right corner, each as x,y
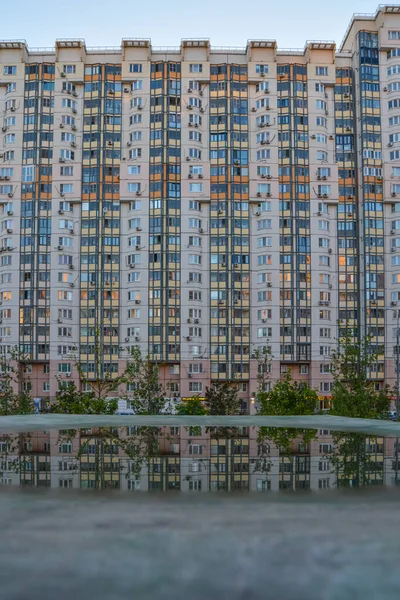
257,372 -> 319,417
176,396 -> 208,416
327,333 -> 392,488
204,382 -> 241,416
256,372 -> 319,455
329,332 -> 391,419
0,347 -> 34,416
123,346 -> 167,415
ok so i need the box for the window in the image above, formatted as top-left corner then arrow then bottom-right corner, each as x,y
189,183 -> 202,193
130,64 -> 143,73
189,64 -> 203,73
389,31 -> 400,40
5,134 -> 15,144
316,66 -> 328,76
255,64 -> 269,75
63,64 -> 76,74
3,66 -> 16,75
189,382 -> 202,392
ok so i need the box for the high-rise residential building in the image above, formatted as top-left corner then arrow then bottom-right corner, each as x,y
1,5 -> 400,412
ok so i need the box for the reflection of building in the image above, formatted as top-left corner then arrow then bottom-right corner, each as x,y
0,426 -> 398,492
3,6 -> 400,411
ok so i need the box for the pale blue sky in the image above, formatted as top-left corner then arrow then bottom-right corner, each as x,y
0,0 -> 386,49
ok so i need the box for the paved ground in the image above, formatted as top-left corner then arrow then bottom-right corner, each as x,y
1,488 -> 400,599
1,413 -> 400,435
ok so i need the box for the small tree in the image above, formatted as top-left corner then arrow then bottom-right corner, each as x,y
0,347 -> 34,416
257,373 -> 319,417
256,373 -> 319,455
330,332 -> 391,419
176,396 -> 208,416
204,382 -> 241,416
123,346 -> 167,415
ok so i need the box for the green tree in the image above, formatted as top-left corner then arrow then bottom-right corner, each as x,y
0,347 -> 34,416
176,396 -> 208,416
256,373 -> 319,455
123,346 -> 167,415
257,373 -> 319,417
204,382 -> 241,416
330,332 -> 391,419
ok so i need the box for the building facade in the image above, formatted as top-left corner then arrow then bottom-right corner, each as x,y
1,5 -> 400,410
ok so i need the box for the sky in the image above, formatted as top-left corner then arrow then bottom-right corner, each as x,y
0,0 -> 387,49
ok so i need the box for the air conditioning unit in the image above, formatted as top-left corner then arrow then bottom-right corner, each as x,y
136,191 -> 141,196
72,109 -> 77,114
188,373 -> 192,378
58,209 -> 64,215
255,211 -> 261,216
194,319 -> 199,324
266,192 -> 272,197
129,263 -> 135,268
392,247 -> 397,253
392,302 -> 398,307
61,72 -> 66,78
135,299 -> 141,305
6,228 -> 12,233
71,125 -> 77,131
383,87 -> 388,92
256,192 -> 261,197
69,229 -> 74,234
392,229 -> 396,235
317,211 -> 322,216
105,281 -> 110,286
186,157 -> 191,161
199,228 -> 204,234
1,127 -> 7,133
322,176 -> 327,181
59,157 -> 65,163
328,248 -> 332,254
267,282 -> 272,288
135,336 -> 140,341
124,87 -> 130,93
136,226 -> 142,231
218,209 -> 223,214
186,336 -> 192,341
70,283 -> 75,288
137,105 -> 143,110
199,90 -> 203,97
260,72 -> 266,78
187,88 -> 193,93
234,264 -> 239,269
218,300 -> 224,305
251,107 -> 257,112
70,141 -> 76,148
7,211 -> 13,216
7,193 -> 13,199
393,193 -> 397,198
194,123 -> 199,128
60,192 -> 65,198
200,108 -> 205,113
69,264 -> 75,269
57,318 -> 63,324
127,141 -> 132,147
135,245 -> 141,251
187,105 -> 193,110
10,107 -> 16,112
198,174 -> 203,179
59,123 -> 64,129
188,173 -> 193,179
57,245 -> 63,251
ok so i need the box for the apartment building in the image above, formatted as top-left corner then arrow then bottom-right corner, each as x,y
1,5 -> 400,411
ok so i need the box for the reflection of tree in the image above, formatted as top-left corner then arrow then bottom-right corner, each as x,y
329,433 -> 384,488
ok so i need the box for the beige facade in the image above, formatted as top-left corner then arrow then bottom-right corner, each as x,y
1,6 -> 400,410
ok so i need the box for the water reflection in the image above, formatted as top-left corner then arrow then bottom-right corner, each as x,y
0,426 -> 398,492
